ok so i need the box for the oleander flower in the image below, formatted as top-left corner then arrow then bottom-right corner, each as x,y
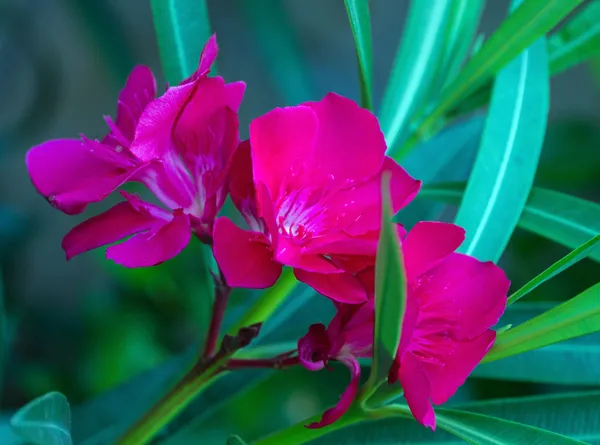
297,221 -> 509,429
26,35 -> 246,267
213,93 -> 420,302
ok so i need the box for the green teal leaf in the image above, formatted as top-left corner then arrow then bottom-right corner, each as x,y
433,408 -> 586,445
407,0 -> 582,152
379,1 -> 453,152
240,0 -> 313,105
150,0 -> 212,85
418,183 -> 600,263
344,0 -> 374,111
483,281 -> 600,363
11,392 -> 72,445
454,4 -> 549,262
368,174 -> 407,385
508,235 -> 600,305
474,303 -> 600,384
227,435 -> 248,445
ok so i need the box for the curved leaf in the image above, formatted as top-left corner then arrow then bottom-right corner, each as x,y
484,281 -> 600,363
379,1 -> 453,152
454,8 -> 549,262
150,0 -> 212,84
344,0 -> 374,111
11,392 -> 72,445
418,183 -> 600,263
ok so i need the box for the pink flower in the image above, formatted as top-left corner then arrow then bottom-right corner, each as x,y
213,93 -> 420,302
27,35 -> 246,267
298,222 -> 509,429
298,291 -> 374,428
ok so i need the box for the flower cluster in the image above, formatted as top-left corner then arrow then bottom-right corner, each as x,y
26,35 -> 509,430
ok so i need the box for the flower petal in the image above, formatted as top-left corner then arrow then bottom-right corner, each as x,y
250,105 -> 318,199
294,269 -> 367,304
306,93 -> 385,185
106,210 -> 191,267
399,351 -> 436,430
298,323 -> 330,371
403,222 -> 466,281
198,34 -> 218,76
424,330 -> 496,405
62,200 -> 161,260
229,140 -> 260,227
307,356 -> 361,429
26,139 -> 134,215
416,253 -> 509,339
224,81 -> 246,112
213,217 -> 282,288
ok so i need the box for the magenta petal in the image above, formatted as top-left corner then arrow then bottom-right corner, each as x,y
425,330 -> 496,405
106,211 -> 191,267
198,34 -> 218,75
250,105 -> 319,198
294,269 -> 367,304
298,323 -> 330,371
403,222 -> 466,281
400,352 -> 436,430
224,81 -> 246,112
306,93 -> 385,184
229,140 -> 258,220
26,139 -> 131,215
62,201 -> 160,260
213,217 -> 282,288
418,253 -> 509,339
307,356 -> 361,429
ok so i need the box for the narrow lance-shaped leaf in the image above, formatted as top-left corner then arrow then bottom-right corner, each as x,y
404,0 -> 582,154
11,392 -> 72,445
150,0 -> 212,85
484,281 -> 600,363
473,302 -> 600,385
418,183 -> 600,263
344,0 -> 374,111
379,0 -> 453,153
367,173 -> 407,385
227,435 -> 248,445
454,0 -> 549,263
508,234 -> 600,305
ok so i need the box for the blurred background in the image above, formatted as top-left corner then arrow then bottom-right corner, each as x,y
1,0 -> 600,443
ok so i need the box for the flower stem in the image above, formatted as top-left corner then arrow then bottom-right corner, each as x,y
116,356 -> 228,445
226,355 -> 299,370
203,271 -> 231,358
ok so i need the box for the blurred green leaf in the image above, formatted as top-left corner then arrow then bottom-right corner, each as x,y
368,174 -> 406,386
11,392 -> 72,445
406,0 -> 582,154
150,0 -> 212,85
508,235 -> 600,305
419,183 -> 600,262
474,302 -> 600,384
484,281 -> 600,363
344,0 -> 374,111
432,408 -> 586,444
240,0 -> 313,105
454,4 -> 549,262
379,1 -> 453,152
227,435 -> 248,445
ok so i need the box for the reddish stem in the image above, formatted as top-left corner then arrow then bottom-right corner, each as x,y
226,355 -> 300,370
203,271 -> 231,359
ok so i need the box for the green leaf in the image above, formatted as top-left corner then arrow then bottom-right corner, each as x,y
11,392 -> 72,445
433,408 -> 587,445
484,281 -> 600,363
240,0 -> 313,105
508,235 -> 600,305
474,303 -> 600,384
379,1 -> 454,152
344,0 -> 374,111
407,0 -> 582,152
368,174 -> 407,385
418,183 -> 600,263
454,3 -> 549,262
150,0 -> 212,85
227,435 -> 248,445
549,0 -> 600,73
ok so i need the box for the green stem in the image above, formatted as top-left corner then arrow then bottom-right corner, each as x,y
116,358 -> 227,445
227,268 -> 298,335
